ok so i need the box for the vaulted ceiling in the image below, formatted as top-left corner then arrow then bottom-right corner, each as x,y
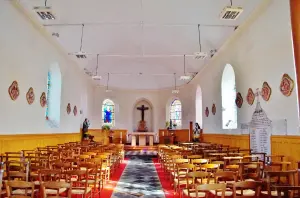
19,0 -> 262,90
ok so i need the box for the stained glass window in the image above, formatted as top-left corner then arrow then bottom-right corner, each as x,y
45,64 -> 62,128
102,99 -> 115,126
170,99 -> 182,127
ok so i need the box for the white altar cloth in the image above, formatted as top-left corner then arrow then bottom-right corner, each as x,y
129,132 -> 156,146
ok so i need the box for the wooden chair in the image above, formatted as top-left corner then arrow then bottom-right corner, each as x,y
65,170 -> 91,198
232,181 -> 262,198
182,171 -> 211,198
6,161 -> 29,181
173,163 -> 195,195
262,170 -> 297,198
195,183 -> 226,198
5,180 -> 35,198
275,186 -> 300,198
41,181 -> 72,198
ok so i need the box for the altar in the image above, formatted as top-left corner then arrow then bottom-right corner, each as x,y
130,132 -> 155,146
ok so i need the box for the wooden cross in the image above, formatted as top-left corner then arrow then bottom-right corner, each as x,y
137,105 -> 149,121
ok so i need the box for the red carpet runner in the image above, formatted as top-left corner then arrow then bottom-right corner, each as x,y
153,158 -> 179,198
100,158 -> 128,197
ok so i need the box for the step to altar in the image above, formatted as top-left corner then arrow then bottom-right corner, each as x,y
124,145 -> 158,151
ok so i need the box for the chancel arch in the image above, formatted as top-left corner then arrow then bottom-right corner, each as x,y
45,63 -> 62,128
221,64 -> 237,129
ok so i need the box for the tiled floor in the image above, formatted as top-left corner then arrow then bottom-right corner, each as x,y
111,155 -> 165,198
125,150 -> 157,156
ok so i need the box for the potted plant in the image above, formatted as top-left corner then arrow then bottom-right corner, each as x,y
102,125 -> 111,131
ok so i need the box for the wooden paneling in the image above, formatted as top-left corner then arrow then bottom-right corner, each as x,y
203,134 -> 300,169
111,129 -> 127,144
0,133 -> 80,153
271,136 -> 300,168
159,129 -> 190,143
88,129 -> 109,145
88,129 -> 127,145
203,134 -> 250,149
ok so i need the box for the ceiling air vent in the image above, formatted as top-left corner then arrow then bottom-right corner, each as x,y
220,6 -> 243,20
194,52 -> 207,60
92,76 -> 101,80
33,6 -> 55,20
172,89 -> 179,94
69,52 -> 88,59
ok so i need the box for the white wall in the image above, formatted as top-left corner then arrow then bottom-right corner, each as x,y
187,0 -> 299,135
0,1 -> 94,134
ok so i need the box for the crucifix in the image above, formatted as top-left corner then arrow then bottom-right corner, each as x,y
137,105 -> 149,121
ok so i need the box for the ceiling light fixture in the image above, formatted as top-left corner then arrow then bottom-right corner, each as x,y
172,73 -> 179,94
105,73 -> 112,92
68,24 -> 91,59
33,0 -> 55,20
220,0 -> 243,20
180,54 -> 192,80
194,24 -> 207,60
92,54 -> 101,80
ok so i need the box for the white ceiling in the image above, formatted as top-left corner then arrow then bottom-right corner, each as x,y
19,0 -> 262,90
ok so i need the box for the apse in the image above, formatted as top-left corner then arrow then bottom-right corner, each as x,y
133,99 -> 153,132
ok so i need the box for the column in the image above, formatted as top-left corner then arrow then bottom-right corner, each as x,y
290,0 -> 300,113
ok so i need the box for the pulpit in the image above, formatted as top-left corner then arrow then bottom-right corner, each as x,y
130,132 -> 155,146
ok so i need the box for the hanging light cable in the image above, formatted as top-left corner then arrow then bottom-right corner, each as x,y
180,54 -> 191,80
92,54 -> 101,80
106,73 -> 112,92
194,24 -> 207,60
172,73 -> 179,94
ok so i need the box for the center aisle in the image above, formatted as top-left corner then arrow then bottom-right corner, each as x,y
111,155 -> 165,198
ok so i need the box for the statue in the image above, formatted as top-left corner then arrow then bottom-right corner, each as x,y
82,118 -> 90,140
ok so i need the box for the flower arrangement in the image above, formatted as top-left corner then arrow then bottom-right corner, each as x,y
102,125 -> 111,131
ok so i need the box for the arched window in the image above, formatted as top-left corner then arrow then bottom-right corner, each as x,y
170,99 -> 182,127
221,64 -> 237,129
46,64 -> 62,128
196,86 -> 203,128
102,99 -> 115,126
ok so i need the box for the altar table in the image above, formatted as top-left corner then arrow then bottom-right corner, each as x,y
130,132 -> 155,146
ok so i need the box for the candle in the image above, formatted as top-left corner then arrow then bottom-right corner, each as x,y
120,132 -> 122,138
162,131 -> 164,136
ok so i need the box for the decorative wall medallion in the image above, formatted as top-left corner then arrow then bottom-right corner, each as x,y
8,81 -> 20,101
246,88 -> 255,105
205,107 -> 209,117
212,104 -> 216,115
40,92 -> 47,107
73,106 -> 77,116
280,73 -> 294,96
26,87 -> 35,105
261,82 -> 272,101
235,92 -> 243,108
67,103 -> 71,114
